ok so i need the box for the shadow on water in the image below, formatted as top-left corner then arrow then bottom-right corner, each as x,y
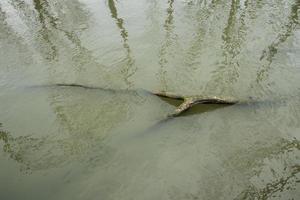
156,95 -> 183,107
143,95 -> 293,138
107,0 -> 136,87
181,104 -> 233,117
157,96 -> 231,117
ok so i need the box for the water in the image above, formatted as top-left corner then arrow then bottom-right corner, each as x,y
0,0 -> 300,199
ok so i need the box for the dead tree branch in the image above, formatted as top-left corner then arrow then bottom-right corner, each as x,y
35,84 -> 239,117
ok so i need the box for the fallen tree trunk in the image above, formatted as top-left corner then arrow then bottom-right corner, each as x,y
38,83 -> 239,117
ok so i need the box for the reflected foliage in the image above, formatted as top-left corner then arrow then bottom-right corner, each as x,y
0,4 -> 33,69
0,121 -> 111,172
234,139 -> 300,200
203,0 -> 263,96
107,0 -> 136,87
256,0 -> 300,83
0,123 -> 25,165
183,0 -> 221,69
7,0 -> 97,72
1,0 -> 300,199
32,0 -> 58,61
0,88 -> 167,172
158,0 -> 176,91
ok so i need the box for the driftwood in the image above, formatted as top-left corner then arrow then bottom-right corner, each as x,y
153,91 -> 238,117
39,84 -> 239,117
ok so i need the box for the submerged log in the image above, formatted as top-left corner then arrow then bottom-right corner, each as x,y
153,91 -> 238,117
39,84 -> 239,117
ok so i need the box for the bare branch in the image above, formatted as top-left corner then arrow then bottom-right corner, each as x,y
32,84 -> 239,117
169,97 -> 238,117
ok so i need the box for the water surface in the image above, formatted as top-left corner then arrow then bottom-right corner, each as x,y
0,0 -> 300,199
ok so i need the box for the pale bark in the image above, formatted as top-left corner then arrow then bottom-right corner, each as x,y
154,92 -> 238,117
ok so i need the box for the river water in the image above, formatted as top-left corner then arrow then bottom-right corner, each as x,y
0,0 -> 300,199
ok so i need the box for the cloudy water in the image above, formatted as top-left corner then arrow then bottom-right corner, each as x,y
0,0 -> 300,199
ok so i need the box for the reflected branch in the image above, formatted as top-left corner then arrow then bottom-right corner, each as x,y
108,0 -> 136,87
32,0 -> 91,62
32,0 -> 58,61
108,0 -> 128,41
0,122 -> 110,172
0,124 -> 26,167
0,4 -> 32,66
234,139 -> 300,200
222,0 -> 240,57
184,0 -> 221,70
11,0 -> 97,69
158,0 -> 176,91
256,0 -> 300,83
33,83 -> 240,118
203,0 -> 263,96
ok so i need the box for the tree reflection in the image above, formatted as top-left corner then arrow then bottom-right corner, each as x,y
0,118 -> 112,172
0,88 -> 152,172
8,0 -> 99,71
183,0 -> 221,70
233,139 -> 300,200
0,5 -> 22,44
256,0 -> 300,84
0,124 -> 25,165
202,0 -> 263,96
32,0 -> 58,61
213,0 -> 243,89
0,3 -> 33,73
107,0 -> 136,87
158,0 -> 176,91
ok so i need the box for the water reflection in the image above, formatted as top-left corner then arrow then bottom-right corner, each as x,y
107,0 -> 136,87
1,98 -> 299,198
0,88 -> 134,171
7,0 -> 103,75
0,3 -> 34,85
32,0 -> 58,61
31,0 -> 95,67
183,0 -> 221,70
233,139 -> 300,199
158,0 -> 176,91
0,87 -> 170,172
0,4 -> 23,45
1,0 -> 300,199
202,0 -> 259,96
0,123 -> 25,165
256,0 -> 300,85
209,0 -> 242,95
0,121 -> 112,171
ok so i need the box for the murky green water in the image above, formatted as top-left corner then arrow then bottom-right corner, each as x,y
0,0 -> 300,199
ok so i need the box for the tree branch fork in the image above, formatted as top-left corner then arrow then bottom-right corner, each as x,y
153,91 -> 238,117
39,84 -> 239,117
